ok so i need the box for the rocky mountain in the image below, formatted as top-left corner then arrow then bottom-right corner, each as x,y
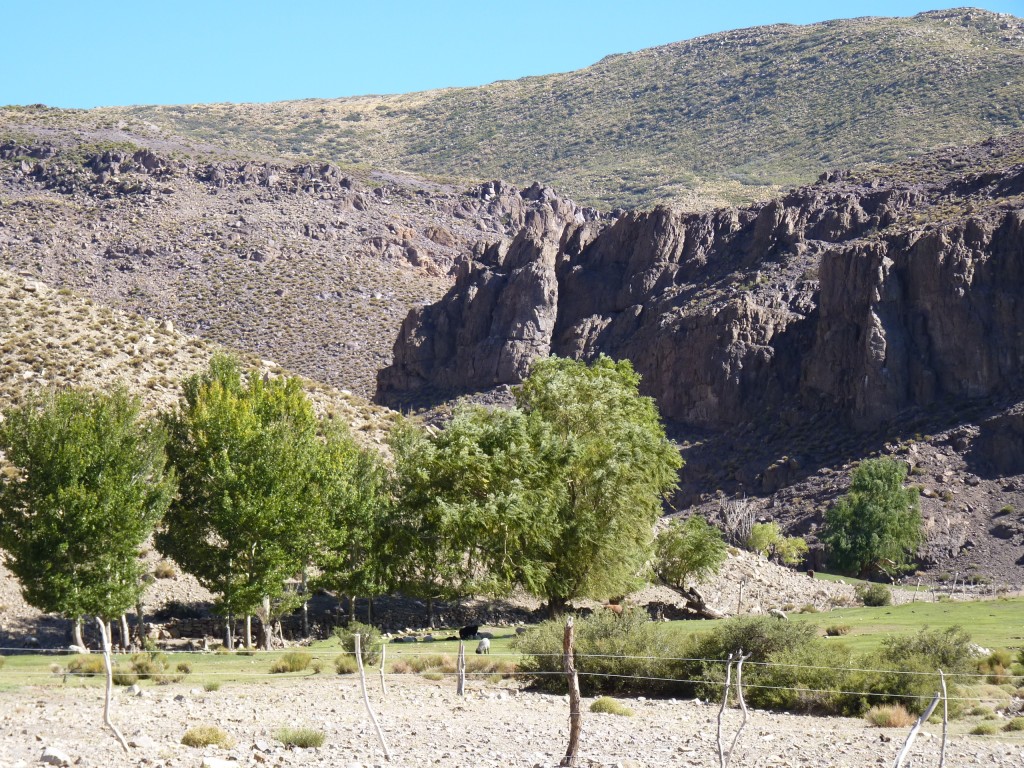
10,8 -> 1020,209
378,131 -> 1024,583
0,134 -> 595,398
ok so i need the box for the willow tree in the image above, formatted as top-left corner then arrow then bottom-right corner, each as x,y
157,355 -> 329,648
516,356 -> 683,614
0,387 -> 174,647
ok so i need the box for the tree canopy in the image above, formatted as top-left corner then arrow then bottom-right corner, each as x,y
822,457 -> 922,578
654,516 -> 728,590
516,356 -> 682,612
0,387 -> 174,620
157,355 -> 358,619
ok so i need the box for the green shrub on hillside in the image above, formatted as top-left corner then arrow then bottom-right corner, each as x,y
856,583 -> 893,607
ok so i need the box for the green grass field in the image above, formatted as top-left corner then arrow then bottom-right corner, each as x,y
1,600 -> 1021,691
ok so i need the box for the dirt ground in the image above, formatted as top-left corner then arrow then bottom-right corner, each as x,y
1,675 -> 1022,768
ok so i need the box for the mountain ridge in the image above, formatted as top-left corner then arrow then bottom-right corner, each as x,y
4,8 -> 1023,209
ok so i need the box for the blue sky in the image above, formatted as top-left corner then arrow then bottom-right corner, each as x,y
5,1 -> 1023,109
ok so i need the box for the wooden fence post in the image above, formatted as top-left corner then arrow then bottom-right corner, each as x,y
379,643 -> 388,698
457,641 -> 466,696
716,653 -> 735,768
95,617 -> 129,755
893,692 -> 941,768
725,653 -> 751,768
938,670 -> 948,768
354,633 -> 392,761
559,617 -> 582,768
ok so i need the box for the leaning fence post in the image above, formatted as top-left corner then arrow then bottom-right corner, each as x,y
938,670 -> 948,768
716,652 -> 735,768
95,617 -> 129,755
559,616 -> 583,767
725,653 -> 751,768
456,641 -> 466,697
893,691 -> 941,768
378,643 -> 387,698
354,633 -> 392,761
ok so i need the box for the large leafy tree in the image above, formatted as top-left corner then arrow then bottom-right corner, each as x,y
384,408 -> 560,624
822,457 -> 922,578
157,355 -> 335,644
516,356 -> 683,614
0,387 -> 174,635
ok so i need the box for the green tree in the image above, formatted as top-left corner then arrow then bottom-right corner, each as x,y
0,387 -> 174,639
654,516 -> 727,590
822,458 -> 922,578
383,408 -> 560,624
747,522 -> 808,566
515,356 -> 682,614
157,355 -> 334,647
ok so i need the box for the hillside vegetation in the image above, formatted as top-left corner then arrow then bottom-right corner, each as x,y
5,8 -> 1020,209
0,269 -> 393,441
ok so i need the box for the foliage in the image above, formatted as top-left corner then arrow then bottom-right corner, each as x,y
857,626 -> 973,714
274,727 -> 325,748
747,522 -> 809,566
513,356 -> 682,612
590,697 -> 634,716
1004,717 -> 1024,732
269,651 -> 312,674
203,680 -> 221,692
385,356 -> 681,614
865,704 -> 916,728
516,607 -> 675,695
383,407 -> 559,606
0,387 -> 174,620
333,621 -> 382,665
971,722 -> 998,735
181,725 -> 234,748
158,354 -> 368,621
856,583 -> 893,607
67,654 -> 105,677
654,516 -> 727,589
822,458 -> 922,578
334,654 -> 358,675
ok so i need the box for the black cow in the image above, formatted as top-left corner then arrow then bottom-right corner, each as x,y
459,624 -> 479,640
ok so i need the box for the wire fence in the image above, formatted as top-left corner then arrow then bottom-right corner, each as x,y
0,645 -> 1015,704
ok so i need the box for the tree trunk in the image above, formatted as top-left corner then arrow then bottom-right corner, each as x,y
427,597 -> 435,629
546,596 -> 570,619
119,614 -> 130,651
225,615 -> 234,650
135,599 -> 145,647
262,596 -> 272,650
367,596 -> 373,626
663,583 -> 727,620
301,569 -> 309,638
73,617 -> 87,651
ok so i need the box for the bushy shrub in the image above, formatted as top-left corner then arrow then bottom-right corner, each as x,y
865,704 -> 916,727
269,651 -> 311,674
111,665 -> 138,686
858,626 -> 973,714
590,697 -> 634,716
1004,717 -> 1024,732
977,649 -> 1013,684
153,560 -> 177,579
825,624 -> 851,636
515,607 -> 673,695
856,583 -> 893,607
67,654 -> 105,677
334,654 -> 358,675
971,722 -> 998,736
176,661 -> 192,674
274,727 -> 325,748
334,621 -> 382,665
181,724 -> 233,748
203,681 -> 221,692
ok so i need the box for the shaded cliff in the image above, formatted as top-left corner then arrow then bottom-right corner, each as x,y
378,134 -> 1024,435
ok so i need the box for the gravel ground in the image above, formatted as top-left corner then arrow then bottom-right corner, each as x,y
1,676 -> 1023,768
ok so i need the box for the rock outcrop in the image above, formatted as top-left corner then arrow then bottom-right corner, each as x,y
378,137 -> 1024,435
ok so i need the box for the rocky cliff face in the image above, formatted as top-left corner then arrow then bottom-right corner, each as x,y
378,139 -> 1024,435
